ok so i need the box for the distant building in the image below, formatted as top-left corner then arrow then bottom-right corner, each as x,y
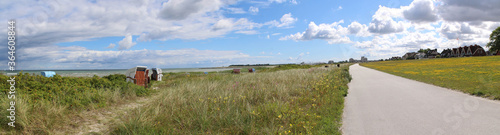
349,58 -> 355,63
494,50 -> 500,55
390,56 -> 402,60
466,44 -> 487,56
361,56 -> 368,62
426,49 -> 439,58
458,46 -> 465,57
443,44 -> 487,57
452,48 -> 458,57
441,49 -> 452,58
415,52 -> 426,59
403,52 -> 417,60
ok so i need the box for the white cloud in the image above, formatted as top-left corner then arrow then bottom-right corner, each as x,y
280,21 -> 351,44
338,6 -> 343,10
0,0 -> 267,49
281,20 -> 374,44
12,45 -> 252,69
4,0 -> 500,67
249,6 -> 259,14
278,0 -> 500,60
267,35 -> 270,39
348,21 -> 371,36
118,34 -> 137,50
361,0 -> 497,59
356,31 -> 441,59
353,41 -> 373,48
212,18 -> 235,31
227,7 -> 246,14
267,13 -> 298,28
158,0 -> 225,20
278,13 -> 297,27
402,0 -> 439,23
235,30 -> 259,35
269,0 -> 287,3
368,6 -> 405,34
438,0 -> 500,22
138,18 -> 261,41
106,43 -> 116,49
269,0 -> 297,4
438,21 -> 492,45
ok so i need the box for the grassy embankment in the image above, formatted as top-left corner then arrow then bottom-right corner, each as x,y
111,64 -> 351,134
0,74 -> 152,134
361,56 -> 500,100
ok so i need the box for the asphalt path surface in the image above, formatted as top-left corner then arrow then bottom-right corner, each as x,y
342,64 -> 500,135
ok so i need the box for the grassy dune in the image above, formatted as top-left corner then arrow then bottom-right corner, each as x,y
361,56 -> 500,100
111,65 -> 351,134
0,74 -> 152,134
0,65 -> 350,134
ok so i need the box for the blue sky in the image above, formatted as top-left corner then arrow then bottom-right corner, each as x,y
1,0 -> 499,69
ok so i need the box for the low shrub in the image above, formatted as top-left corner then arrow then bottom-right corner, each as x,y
0,73 -> 150,109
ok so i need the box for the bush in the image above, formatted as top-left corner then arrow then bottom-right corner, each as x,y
0,73 -> 150,110
103,74 -> 127,82
0,73 -> 153,133
260,64 -> 315,72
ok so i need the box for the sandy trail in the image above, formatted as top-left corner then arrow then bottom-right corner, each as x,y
71,87 -> 160,135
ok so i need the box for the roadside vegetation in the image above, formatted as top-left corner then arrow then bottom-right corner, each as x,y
112,64 -> 351,134
361,56 -> 500,100
0,64 -> 350,134
0,73 -> 152,134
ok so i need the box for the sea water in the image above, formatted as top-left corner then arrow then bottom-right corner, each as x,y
1,68 -> 233,77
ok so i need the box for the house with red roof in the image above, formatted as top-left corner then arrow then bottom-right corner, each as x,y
446,45 -> 487,57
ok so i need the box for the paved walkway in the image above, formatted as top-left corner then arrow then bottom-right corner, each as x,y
342,64 -> 500,135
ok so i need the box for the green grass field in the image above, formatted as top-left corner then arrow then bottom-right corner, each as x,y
361,56 -> 500,100
1,64 -> 351,134
111,65 -> 351,134
0,74 -> 152,134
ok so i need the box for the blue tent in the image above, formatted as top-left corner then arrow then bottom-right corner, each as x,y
248,68 -> 256,73
41,71 -> 56,77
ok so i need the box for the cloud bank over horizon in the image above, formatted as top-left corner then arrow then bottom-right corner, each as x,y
0,0 -> 499,69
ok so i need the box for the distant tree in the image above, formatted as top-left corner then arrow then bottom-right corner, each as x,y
418,48 -> 432,54
487,26 -> 500,52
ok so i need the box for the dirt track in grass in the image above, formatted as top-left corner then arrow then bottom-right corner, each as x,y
69,87 -> 160,135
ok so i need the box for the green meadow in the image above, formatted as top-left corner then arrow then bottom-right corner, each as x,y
361,56 -> 500,100
0,73 -> 151,134
1,64 -> 351,134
